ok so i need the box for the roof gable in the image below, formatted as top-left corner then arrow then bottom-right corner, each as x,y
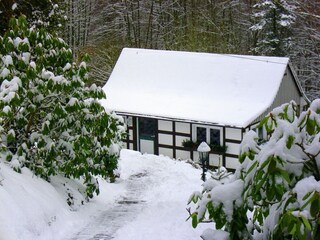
102,48 -> 290,127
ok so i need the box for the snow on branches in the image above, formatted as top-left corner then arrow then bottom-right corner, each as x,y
0,15 -> 125,199
189,100 -> 320,240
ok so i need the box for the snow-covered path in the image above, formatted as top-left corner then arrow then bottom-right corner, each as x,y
65,150 -> 208,240
68,172 -> 149,240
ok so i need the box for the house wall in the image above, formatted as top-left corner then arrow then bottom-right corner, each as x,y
224,127 -> 243,169
253,66 -> 302,124
121,115 -> 243,170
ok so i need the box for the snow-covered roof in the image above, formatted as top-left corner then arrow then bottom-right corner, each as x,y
102,48 -> 290,127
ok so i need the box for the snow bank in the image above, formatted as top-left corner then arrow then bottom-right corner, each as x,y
0,150 -> 208,240
0,162 -> 70,240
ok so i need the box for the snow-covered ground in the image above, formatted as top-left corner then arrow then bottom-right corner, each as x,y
0,149 -> 208,240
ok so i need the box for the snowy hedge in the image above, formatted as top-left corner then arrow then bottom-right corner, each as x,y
0,15 -> 125,198
189,100 -> 320,240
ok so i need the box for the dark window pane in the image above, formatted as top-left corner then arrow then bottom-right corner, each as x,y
210,129 -> 220,145
258,127 -> 263,139
139,118 -> 156,140
197,127 -> 207,143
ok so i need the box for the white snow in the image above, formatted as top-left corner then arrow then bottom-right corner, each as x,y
2,55 -> 13,66
3,105 -> 11,114
29,61 -> 36,69
52,75 -> 67,84
201,229 -> 229,240
12,3 -> 17,10
0,150 -> 208,240
0,77 -> 21,103
309,99 -> 320,112
0,68 -> 10,78
41,69 -> 54,79
294,176 -> 320,207
67,97 -> 78,106
22,52 -> 31,64
209,179 -> 244,221
63,63 -> 72,72
101,48 -> 289,127
79,62 -> 86,69
14,37 -> 29,49
197,141 -> 211,152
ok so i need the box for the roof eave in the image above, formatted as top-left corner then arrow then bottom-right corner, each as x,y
288,62 -> 310,104
114,111 -> 245,129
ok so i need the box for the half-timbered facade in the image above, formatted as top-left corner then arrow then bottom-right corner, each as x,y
101,48 -> 308,169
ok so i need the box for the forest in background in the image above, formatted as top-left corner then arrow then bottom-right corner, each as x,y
0,0 -> 319,100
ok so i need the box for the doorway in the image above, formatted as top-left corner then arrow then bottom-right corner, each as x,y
138,117 -> 157,154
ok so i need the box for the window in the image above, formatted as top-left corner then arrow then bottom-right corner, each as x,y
210,129 -> 220,145
196,127 -> 207,143
139,117 -> 157,140
194,125 -> 221,145
258,127 -> 263,140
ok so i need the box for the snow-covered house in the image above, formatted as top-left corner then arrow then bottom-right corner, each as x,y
101,48 -> 308,169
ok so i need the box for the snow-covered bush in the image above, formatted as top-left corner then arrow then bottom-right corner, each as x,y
189,100 -> 320,239
0,15 -> 125,198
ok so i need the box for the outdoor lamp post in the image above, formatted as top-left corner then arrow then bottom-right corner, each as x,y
197,141 -> 211,182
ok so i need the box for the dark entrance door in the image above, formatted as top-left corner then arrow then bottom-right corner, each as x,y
138,117 -> 157,154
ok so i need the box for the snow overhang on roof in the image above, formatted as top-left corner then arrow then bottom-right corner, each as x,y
101,48 -> 289,128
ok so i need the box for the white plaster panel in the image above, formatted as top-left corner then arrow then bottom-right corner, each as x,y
127,116 -> 133,127
176,150 -> 191,160
176,136 -> 190,147
209,154 -> 221,167
225,127 -> 242,141
226,142 -> 240,155
159,147 -> 173,158
193,151 -> 200,163
226,157 -> 241,169
129,129 -> 133,141
175,122 -> 190,134
158,120 -> 173,131
158,133 -> 173,145
129,143 -> 134,150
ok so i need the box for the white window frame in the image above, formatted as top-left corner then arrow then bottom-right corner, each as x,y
126,116 -> 133,127
192,125 -> 223,145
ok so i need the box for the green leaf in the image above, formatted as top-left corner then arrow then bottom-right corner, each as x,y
191,214 -> 198,228
268,159 -> 276,173
301,192 -> 315,210
286,135 -> 295,149
302,191 -> 313,201
301,215 -> 311,231
246,161 -> 258,176
310,198 -> 319,218
289,222 -> 296,235
266,187 -> 275,201
306,119 -> 316,135
257,116 -> 268,129
279,169 -> 290,183
259,157 -> 272,170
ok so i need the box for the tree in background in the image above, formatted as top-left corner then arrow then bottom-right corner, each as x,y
0,15 -> 125,199
0,0 -> 65,35
1,1 -> 319,99
290,1 -> 320,101
189,100 -> 320,239
250,0 -> 297,56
